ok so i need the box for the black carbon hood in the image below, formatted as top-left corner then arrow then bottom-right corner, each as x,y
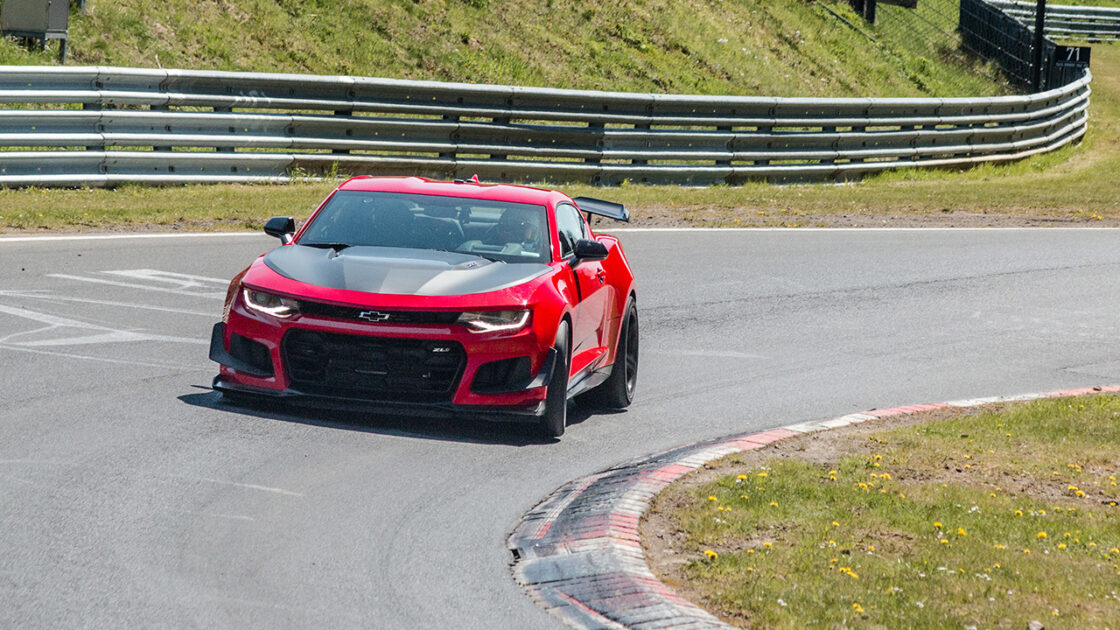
263,245 -> 551,296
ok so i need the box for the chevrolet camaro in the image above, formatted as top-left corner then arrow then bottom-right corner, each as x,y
208,176 -> 638,437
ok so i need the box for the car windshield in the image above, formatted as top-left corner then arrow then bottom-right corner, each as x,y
298,191 -> 550,263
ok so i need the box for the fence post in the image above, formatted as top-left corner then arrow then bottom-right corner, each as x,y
1033,0 -> 1048,91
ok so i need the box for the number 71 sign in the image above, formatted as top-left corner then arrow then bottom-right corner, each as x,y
1054,45 -> 1091,68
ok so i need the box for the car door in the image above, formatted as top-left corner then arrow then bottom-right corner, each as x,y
555,203 -> 610,375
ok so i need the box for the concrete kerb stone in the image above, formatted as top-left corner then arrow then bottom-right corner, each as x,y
507,385 -> 1120,629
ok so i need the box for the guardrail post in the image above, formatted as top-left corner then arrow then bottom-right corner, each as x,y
82,102 -> 104,152
850,125 -> 865,163
632,123 -> 649,166
585,122 -> 604,165
332,110 -> 352,154
756,125 -> 771,166
717,125 -> 731,166
441,114 -> 459,160
214,106 -> 234,153
150,104 -> 171,152
490,117 -> 510,160
822,126 -> 836,164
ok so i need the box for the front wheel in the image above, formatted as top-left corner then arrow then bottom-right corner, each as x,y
539,321 -> 570,438
589,299 -> 638,409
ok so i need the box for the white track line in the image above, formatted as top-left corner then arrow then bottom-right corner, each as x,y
0,232 -> 259,243
0,291 -> 215,317
48,274 -> 226,299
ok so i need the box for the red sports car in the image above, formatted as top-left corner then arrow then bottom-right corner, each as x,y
209,176 -> 638,437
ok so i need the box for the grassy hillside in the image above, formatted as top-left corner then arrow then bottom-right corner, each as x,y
0,0 -> 1009,97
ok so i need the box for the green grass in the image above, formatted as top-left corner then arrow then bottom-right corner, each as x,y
1,0 -> 1008,98
647,394 -> 1120,628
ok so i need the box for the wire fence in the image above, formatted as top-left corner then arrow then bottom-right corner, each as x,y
835,0 -> 1014,95
835,0 -> 1091,92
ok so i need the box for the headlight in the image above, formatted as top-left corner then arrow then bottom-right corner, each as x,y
242,288 -> 300,318
456,310 -> 530,333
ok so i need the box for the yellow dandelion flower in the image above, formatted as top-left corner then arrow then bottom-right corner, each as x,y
881,473 -> 892,480
939,538 -> 949,545
852,602 -> 865,614
763,541 -> 773,548
1058,544 -> 1067,550
747,549 -> 755,554
704,549 -> 718,560
867,545 -> 874,552
736,474 -> 747,480
1023,549 -> 1031,554
832,521 -> 840,527
957,527 -> 967,537
708,495 -> 717,501
1110,547 -> 1120,554
769,501 -> 778,507
756,472 -> 768,478
934,521 -> 943,528
1037,532 -> 1047,539
1015,510 -> 1023,517
1076,490 -> 1086,497
828,470 -> 837,475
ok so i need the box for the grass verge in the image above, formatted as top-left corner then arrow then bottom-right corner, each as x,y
642,394 -> 1120,628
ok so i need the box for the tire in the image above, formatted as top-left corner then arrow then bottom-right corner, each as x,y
589,299 -> 639,409
539,321 -> 570,438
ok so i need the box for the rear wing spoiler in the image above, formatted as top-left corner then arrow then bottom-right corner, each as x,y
573,197 -> 629,223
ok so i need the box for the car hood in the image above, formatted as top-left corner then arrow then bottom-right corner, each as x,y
262,244 -> 551,297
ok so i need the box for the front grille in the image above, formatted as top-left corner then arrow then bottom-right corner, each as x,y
282,329 -> 465,402
297,300 -> 460,325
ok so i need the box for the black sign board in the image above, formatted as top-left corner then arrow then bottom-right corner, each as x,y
1053,45 -> 1091,68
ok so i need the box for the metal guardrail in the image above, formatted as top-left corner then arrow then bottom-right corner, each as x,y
988,0 -> 1120,40
0,65 -> 1093,187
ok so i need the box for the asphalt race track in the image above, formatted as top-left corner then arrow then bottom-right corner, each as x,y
3,228 -> 1120,628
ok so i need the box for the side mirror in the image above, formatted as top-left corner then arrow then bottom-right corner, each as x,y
264,216 -> 296,244
570,238 -> 609,267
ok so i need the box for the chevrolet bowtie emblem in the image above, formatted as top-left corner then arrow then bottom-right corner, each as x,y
358,310 -> 391,322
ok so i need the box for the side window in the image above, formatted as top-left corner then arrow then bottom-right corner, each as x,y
555,204 -> 587,258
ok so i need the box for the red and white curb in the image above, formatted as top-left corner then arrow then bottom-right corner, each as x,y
508,385 -> 1120,630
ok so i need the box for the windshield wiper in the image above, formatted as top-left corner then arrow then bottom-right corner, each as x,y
300,242 -> 353,252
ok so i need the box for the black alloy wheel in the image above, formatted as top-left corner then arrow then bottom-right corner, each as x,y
589,299 -> 638,409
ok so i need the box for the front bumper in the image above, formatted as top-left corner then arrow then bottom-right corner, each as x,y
209,312 -> 556,420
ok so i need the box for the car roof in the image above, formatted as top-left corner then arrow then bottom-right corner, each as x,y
337,176 -> 569,207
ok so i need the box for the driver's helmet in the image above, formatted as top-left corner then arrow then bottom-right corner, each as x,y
493,207 -> 541,245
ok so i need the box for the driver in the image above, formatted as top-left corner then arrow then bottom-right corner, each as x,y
489,208 -> 542,253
